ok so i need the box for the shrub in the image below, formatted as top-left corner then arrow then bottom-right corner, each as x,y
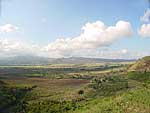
78,90 -> 84,96
89,76 -> 128,96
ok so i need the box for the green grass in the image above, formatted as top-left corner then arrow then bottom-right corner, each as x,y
127,72 -> 150,82
72,86 -> 150,113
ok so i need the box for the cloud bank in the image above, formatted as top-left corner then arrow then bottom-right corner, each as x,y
0,24 -> 18,33
1,21 -> 146,59
45,20 -> 133,57
0,39 -> 42,57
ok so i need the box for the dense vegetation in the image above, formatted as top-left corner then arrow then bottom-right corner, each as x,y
88,76 -> 128,96
0,56 -> 150,113
0,81 -> 35,113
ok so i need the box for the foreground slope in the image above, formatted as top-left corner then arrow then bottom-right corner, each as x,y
72,56 -> 150,113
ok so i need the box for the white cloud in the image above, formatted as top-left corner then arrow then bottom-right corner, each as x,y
121,49 -> 128,54
97,49 -> 148,59
0,39 -> 20,52
0,21 -> 145,59
64,48 -> 148,59
138,24 -> 150,38
45,20 -> 133,57
140,8 -> 150,23
0,39 -> 43,57
0,24 -> 18,33
0,39 -> 147,59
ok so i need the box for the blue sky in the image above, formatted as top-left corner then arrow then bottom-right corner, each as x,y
0,0 -> 150,58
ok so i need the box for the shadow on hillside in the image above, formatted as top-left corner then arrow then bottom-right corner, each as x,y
0,80 -> 37,113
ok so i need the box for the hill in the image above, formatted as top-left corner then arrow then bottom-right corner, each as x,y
129,56 -> 150,72
0,56 -> 135,65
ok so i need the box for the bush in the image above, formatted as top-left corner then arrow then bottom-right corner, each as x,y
26,100 -> 82,113
78,90 -> 84,96
128,72 -> 150,82
89,76 -> 128,96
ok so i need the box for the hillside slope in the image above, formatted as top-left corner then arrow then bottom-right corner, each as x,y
129,56 -> 150,72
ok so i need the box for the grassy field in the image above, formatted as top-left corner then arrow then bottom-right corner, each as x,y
0,62 -> 150,113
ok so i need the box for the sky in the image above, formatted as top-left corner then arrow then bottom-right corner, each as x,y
0,0 -> 150,59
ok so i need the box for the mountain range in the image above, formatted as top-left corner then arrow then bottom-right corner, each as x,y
0,56 -> 136,65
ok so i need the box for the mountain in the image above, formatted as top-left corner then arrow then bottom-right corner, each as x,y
129,56 -> 150,72
0,56 -> 135,65
0,56 -> 53,65
51,57 -> 135,64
